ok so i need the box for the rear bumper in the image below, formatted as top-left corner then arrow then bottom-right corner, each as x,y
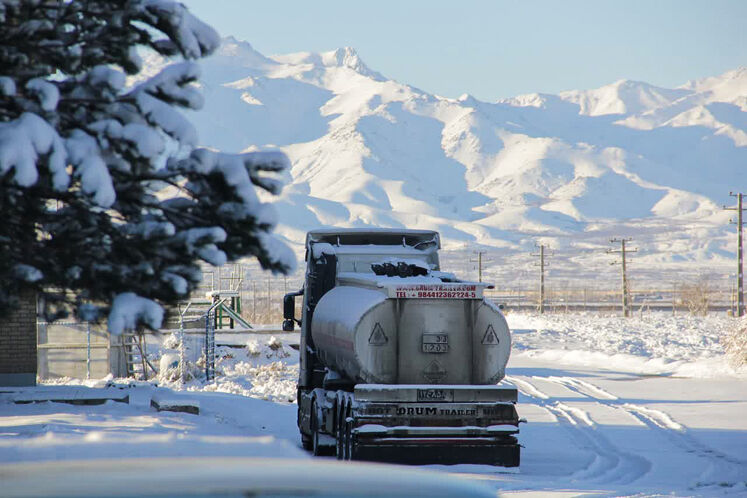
353,434 -> 520,466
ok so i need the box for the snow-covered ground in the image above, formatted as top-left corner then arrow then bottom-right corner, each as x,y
1,313 -> 745,496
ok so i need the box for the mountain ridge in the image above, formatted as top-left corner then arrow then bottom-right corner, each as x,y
142,38 -> 745,279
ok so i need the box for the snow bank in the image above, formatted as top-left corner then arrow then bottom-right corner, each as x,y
507,312 -> 745,378
158,335 -> 300,403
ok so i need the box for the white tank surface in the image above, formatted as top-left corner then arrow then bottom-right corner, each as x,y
311,272 -> 511,385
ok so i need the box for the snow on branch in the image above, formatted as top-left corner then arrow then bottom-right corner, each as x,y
0,113 -> 69,190
135,0 -> 220,59
73,66 -> 126,100
122,220 -> 176,239
258,232 -> 297,273
244,150 -> 290,195
178,149 -> 260,205
175,226 -> 228,266
65,130 -> 116,207
131,62 -> 204,110
132,92 -> 198,147
25,78 -> 59,112
0,77 -> 16,96
178,148 -> 290,200
12,263 -> 43,283
108,292 -> 165,334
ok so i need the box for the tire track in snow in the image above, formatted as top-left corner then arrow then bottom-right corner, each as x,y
506,375 -> 651,485
538,375 -> 747,487
505,375 -> 549,400
547,402 -> 651,485
543,376 -> 618,400
621,403 -> 746,468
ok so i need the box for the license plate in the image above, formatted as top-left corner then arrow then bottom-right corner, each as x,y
417,388 -> 448,401
422,334 -> 448,353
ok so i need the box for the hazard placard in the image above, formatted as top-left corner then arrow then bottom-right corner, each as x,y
481,324 -> 500,345
368,322 -> 388,345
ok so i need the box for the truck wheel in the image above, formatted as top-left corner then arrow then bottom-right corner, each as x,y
335,402 -> 344,460
311,400 -> 335,457
301,433 -> 312,451
299,398 -> 312,450
343,403 -> 353,460
344,419 -> 353,460
311,400 -> 322,456
312,427 -> 322,456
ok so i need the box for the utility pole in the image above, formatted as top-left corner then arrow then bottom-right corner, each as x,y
252,281 -> 257,321
608,238 -> 637,318
724,192 -> 745,317
470,250 -> 489,282
267,277 -> 271,318
531,244 -> 548,313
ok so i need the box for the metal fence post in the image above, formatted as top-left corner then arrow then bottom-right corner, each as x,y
86,322 -> 91,380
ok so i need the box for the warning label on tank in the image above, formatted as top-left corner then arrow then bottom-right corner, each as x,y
481,324 -> 500,345
388,283 -> 483,299
368,323 -> 388,345
422,360 -> 447,383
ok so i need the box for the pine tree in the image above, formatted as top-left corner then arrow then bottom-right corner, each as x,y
0,0 -> 294,332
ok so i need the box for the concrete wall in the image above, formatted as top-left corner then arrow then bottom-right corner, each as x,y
0,286 -> 37,386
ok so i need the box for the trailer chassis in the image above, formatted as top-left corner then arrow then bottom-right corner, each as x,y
298,383 -> 521,467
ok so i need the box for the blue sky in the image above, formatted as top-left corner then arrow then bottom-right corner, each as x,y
181,0 -> 746,101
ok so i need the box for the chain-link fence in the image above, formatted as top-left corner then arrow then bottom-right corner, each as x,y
37,321 -> 112,380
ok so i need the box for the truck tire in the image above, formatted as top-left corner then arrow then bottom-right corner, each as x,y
342,402 -> 353,460
299,398 -> 313,450
312,428 -> 322,456
335,401 -> 344,460
311,399 -> 322,456
311,400 -> 335,457
301,433 -> 312,451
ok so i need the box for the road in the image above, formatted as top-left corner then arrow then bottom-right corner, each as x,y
434,355 -> 747,496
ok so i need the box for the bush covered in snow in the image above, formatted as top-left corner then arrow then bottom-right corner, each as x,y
723,317 -> 747,368
0,0 -> 294,330
247,336 -> 291,360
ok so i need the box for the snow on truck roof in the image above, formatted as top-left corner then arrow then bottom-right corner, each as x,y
306,228 -> 440,249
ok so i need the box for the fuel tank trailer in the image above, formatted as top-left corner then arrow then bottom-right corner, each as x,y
284,229 -> 521,466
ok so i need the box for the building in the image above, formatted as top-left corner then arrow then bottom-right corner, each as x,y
0,286 -> 37,386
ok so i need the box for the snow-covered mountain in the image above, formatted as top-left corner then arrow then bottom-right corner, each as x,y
141,37 -> 746,282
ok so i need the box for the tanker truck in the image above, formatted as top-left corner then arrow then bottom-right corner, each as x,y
282,229 -> 521,466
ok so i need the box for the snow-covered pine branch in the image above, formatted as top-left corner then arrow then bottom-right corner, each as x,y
0,0 -> 294,333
